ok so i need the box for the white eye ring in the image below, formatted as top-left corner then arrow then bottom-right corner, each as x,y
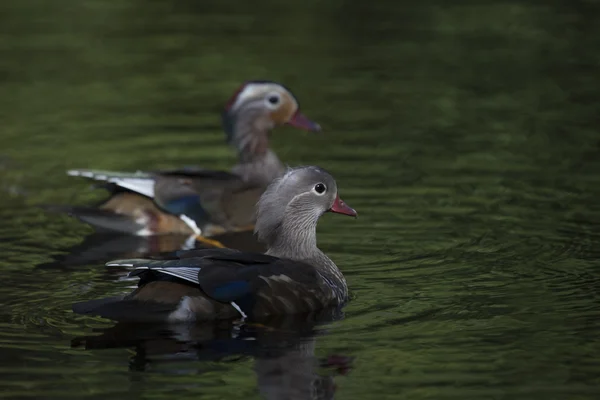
265,92 -> 281,109
312,183 -> 327,195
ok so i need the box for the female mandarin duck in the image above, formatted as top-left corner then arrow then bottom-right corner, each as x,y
72,166 -> 357,322
64,81 -> 321,247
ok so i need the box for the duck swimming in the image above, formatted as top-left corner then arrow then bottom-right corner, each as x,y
72,166 -> 356,322
62,81 -> 321,247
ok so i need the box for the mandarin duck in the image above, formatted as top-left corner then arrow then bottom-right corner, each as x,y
72,166 -> 356,322
62,81 -> 321,248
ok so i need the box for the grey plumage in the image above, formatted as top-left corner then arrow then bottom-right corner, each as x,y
255,166 -> 338,259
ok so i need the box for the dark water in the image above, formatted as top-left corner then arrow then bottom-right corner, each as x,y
1,0 -> 600,398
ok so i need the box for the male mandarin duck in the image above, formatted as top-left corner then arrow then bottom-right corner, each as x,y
72,166 -> 357,322
63,81 -> 321,248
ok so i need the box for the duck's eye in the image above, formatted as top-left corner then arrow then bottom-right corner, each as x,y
268,95 -> 280,105
314,183 -> 326,194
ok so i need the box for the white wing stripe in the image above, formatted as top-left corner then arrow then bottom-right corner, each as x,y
128,266 -> 201,285
179,215 -> 201,235
154,268 -> 200,284
107,178 -> 155,198
67,170 -> 155,198
230,302 -> 247,319
106,262 -> 135,267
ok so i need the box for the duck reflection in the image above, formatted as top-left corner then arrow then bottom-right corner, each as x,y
72,309 -> 352,399
38,230 -> 265,270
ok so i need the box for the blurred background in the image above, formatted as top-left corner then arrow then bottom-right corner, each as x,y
0,0 -> 599,399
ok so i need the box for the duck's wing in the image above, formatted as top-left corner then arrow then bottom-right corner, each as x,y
111,248 -> 280,286
109,249 -> 326,317
151,171 -> 262,231
67,169 -> 155,197
66,167 -> 242,200
66,168 -> 260,236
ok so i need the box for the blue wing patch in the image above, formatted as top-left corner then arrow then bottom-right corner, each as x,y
164,194 -> 201,215
161,194 -> 209,225
211,280 -> 251,302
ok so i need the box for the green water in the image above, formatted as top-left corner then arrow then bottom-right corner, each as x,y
1,0 -> 599,398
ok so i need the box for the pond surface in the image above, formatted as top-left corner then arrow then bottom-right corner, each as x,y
1,1 -> 599,399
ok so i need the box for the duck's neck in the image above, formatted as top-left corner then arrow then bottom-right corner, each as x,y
231,150 -> 285,187
265,218 -> 347,301
226,111 -> 285,187
265,216 -> 320,260
265,214 -> 344,281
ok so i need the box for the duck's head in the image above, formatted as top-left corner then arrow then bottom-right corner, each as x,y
221,81 -> 321,143
255,166 -> 356,248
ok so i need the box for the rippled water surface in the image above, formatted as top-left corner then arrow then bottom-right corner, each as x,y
1,1 -> 600,399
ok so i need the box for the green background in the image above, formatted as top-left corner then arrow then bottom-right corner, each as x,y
0,0 -> 599,399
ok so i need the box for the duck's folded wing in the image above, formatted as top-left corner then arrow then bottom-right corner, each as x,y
110,250 -> 318,305
152,172 -> 261,229
67,168 -> 244,209
109,258 -> 204,285
67,169 -> 155,198
196,258 -> 319,304
109,249 -> 283,286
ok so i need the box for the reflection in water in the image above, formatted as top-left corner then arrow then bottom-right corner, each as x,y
72,310 -> 352,400
38,230 -> 266,269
